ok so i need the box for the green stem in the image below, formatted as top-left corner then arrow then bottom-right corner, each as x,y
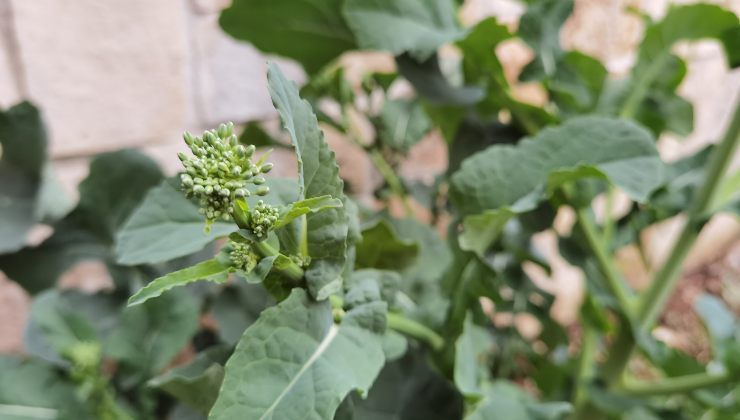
252,240 -> 304,281
619,51 -> 672,119
602,186 -> 616,244
600,321 -> 634,385
620,371 -> 739,396
636,99 -> 740,329
299,214 -> 309,258
387,312 -> 444,351
575,207 -> 634,314
370,148 -> 413,217
573,326 -> 598,413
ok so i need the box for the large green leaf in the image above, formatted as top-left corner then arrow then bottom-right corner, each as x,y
267,62 -> 348,300
450,117 -> 663,253
24,290 -> 120,366
0,150 -> 162,293
454,314 -> 493,398
343,0 -> 464,60
149,346 -> 231,415
0,356 -> 90,420
219,0 -> 356,74
76,150 -> 163,240
209,288 -> 386,419
106,288 -> 199,376
116,179 -> 234,265
127,258 -> 230,306
0,102 -> 48,253
355,220 -> 419,271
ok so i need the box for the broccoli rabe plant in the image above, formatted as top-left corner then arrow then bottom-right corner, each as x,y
2,1 -> 740,420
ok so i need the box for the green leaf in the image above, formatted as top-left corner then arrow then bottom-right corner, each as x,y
268,62 -> 348,300
128,258 -> 230,306
219,0 -> 356,74
458,17 -> 556,130
275,195 -> 343,228
376,99 -> 432,152
0,102 -> 47,253
212,281 -> 274,346
343,0 -> 464,61
382,330 -> 408,361
209,288 -> 386,419
76,150 -> 163,239
0,222 -> 107,294
397,54 -> 484,106
388,218 -> 452,327
25,290 -> 119,365
466,381 -> 571,420
0,355 -> 89,419
451,116 -> 662,215
454,314 -> 493,398
546,51 -> 608,115
116,179 -> 235,265
341,350 -> 463,420
694,294 -> 735,343
451,117 -> 662,254
616,4 -> 738,130
106,288 -> 199,376
0,150 -> 163,293
518,0 -> 574,78
149,346 -> 231,415
356,220 -> 419,271
458,208 -> 516,258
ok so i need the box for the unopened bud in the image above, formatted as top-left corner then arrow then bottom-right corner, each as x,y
245,145 -> 256,157
260,163 -> 274,173
253,176 -> 266,185
256,186 -> 269,196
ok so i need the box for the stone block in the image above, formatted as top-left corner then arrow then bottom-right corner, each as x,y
188,12 -> 304,127
11,0 -> 190,157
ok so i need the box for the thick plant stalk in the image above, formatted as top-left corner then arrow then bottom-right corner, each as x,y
636,98 -> 740,328
600,98 -> 740,389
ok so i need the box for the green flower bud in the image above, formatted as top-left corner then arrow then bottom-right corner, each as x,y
260,163 -> 274,173
245,145 -> 256,157
217,123 -> 232,139
256,186 -> 270,196
253,176 -> 266,185
177,152 -> 188,162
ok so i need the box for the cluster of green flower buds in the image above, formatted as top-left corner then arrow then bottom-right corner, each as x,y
228,240 -> 259,272
65,341 -> 102,374
178,122 -> 274,225
249,200 -> 280,238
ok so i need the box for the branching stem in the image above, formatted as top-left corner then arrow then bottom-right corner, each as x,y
387,312 -> 444,350
636,98 -> 740,328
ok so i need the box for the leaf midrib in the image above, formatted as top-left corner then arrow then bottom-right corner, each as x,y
259,324 -> 340,419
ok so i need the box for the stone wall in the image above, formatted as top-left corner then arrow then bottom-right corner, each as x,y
0,0 -> 738,351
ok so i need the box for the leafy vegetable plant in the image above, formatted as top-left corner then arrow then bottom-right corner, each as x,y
1,1 -> 739,419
